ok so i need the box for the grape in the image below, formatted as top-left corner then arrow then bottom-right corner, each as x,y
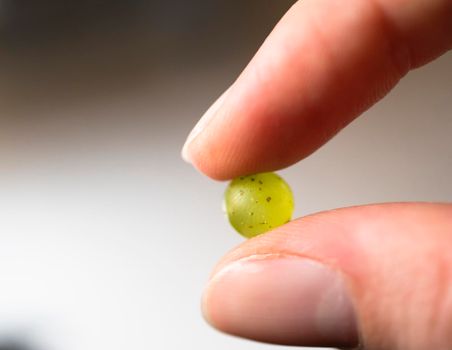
224,172 -> 294,238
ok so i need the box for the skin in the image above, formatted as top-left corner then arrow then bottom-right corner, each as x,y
182,0 -> 452,349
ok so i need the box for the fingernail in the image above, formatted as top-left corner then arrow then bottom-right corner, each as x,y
181,88 -> 230,163
202,255 -> 358,348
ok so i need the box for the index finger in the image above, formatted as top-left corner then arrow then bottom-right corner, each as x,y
182,0 -> 451,180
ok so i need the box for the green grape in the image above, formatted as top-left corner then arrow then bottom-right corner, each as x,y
224,172 -> 294,238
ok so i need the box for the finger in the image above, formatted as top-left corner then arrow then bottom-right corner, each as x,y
202,203 -> 452,349
182,0 -> 452,180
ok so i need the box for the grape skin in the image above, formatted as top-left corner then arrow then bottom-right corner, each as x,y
224,172 -> 294,238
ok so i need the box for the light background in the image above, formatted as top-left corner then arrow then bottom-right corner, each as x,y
0,1 -> 450,350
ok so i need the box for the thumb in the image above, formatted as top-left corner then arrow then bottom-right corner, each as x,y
202,203 -> 452,349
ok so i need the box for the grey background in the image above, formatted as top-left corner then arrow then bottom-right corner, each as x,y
0,2 -> 450,350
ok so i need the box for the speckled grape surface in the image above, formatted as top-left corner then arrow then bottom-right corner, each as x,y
224,172 -> 294,238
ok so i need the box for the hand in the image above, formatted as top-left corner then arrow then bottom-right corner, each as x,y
182,0 -> 452,349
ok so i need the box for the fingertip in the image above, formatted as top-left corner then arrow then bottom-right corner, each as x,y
202,254 -> 359,347
181,88 -> 234,177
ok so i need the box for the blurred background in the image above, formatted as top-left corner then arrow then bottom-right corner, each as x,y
0,1 -> 450,350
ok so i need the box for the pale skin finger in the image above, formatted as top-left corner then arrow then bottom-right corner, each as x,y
182,0 -> 452,180
203,203 -> 452,349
